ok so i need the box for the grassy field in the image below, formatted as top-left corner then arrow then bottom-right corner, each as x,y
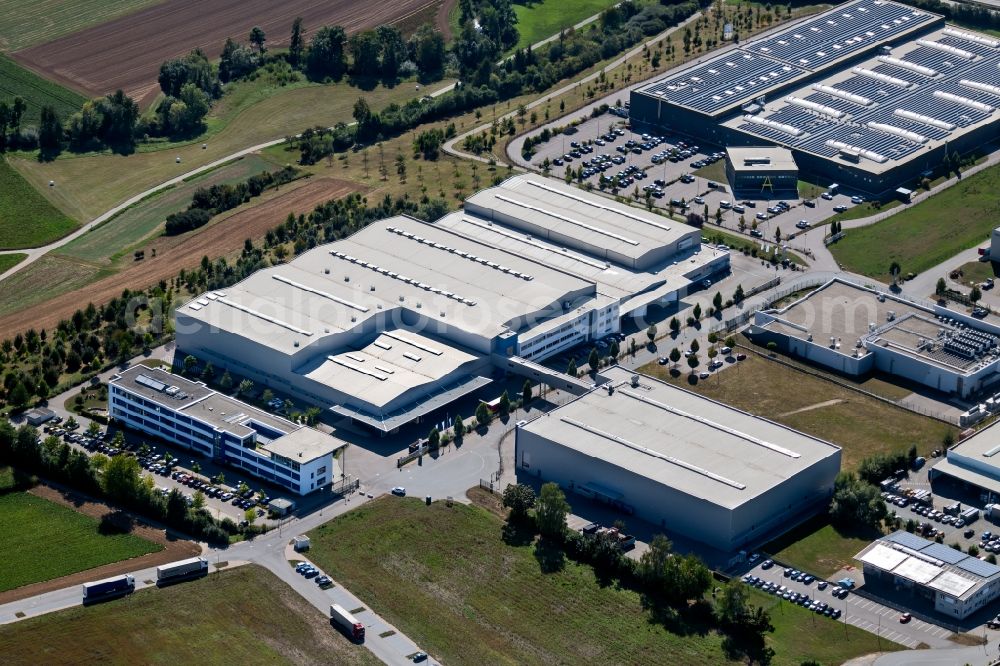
512,0 -> 620,50
9,77 -> 447,222
642,353 -> 953,471
764,515 -> 876,579
0,254 -> 108,318
306,497 -> 892,666
0,491 -> 160,593
0,55 -> 86,127
693,159 -> 728,184
0,158 -> 78,249
0,0 -> 158,52
0,253 -> 26,274
0,565 -> 380,666
56,153 -> 280,265
954,260 -> 998,288
830,164 -> 1000,281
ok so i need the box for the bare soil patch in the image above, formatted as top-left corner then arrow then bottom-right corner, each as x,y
0,482 -> 200,605
14,0 -> 442,107
0,177 -> 361,339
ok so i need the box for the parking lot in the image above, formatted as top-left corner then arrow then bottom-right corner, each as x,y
747,560 -> 955,648
524,106 -> 869,248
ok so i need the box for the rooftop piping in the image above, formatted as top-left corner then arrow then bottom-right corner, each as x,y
851,67 -> 913,88
742,114 -> 803,136
933,90 -> 995,113
493,194 -> 641,246
216,298 -> 312,336
522,179 -> 672,232
382,330 -> 443,355
812,84 -> 872,106
785,96 -> 844,118
916,39 -> 975,60
825,139 -> 887,163
960,79 -> 1000,98
559,417 -> 747,490
459,217 -> 609,270
867,122 -> 927,144
272,275 -> 369,312
619,388 -> 802,459
943,27 -> 999,49
894,108 -> 955,130
876,55 -> 937,77
327,356 -> 388,381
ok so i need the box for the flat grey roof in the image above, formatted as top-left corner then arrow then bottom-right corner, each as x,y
520,366 -> 840,509
759,278 -> 1000,373
726,146 -> 798,172
946,420 -> 1000,465
261,427 -> 344,461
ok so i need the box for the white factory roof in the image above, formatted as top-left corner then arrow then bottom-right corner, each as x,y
519,366 -> 841,509
726,146 -> 798,172
298,330 -> 483,409
179,214 -> 592,354
465,173 -> 696,265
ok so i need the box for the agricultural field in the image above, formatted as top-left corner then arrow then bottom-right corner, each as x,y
9,78 -> 439,222
0,178 -> 360,339
642,353 -> 954,471
0,491 -> 160,593
306,496 -> 891,666
0,158 -> 78,250
0,0 -> 158,52
12,0 -> 445,106
830,164 -> 1000,282
0,55 -> 86,127
0,565 -> 380,666
56,153 -> 280,265
0,254 -> 26,275
512,0 -> 620,50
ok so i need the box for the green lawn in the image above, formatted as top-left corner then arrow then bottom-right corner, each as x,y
0,253 -> 26,274
642,353 -> 954,472
823,199 -> 901,225
0,491 -> 161,593
953,260 -> 998,289
0,564 -> 380,666
0,0 -> 158,52
56,153 -> 280,265
10,75 -> 448,222
0,55 -> 86,128
512,0 -> 620,50
830,164 -> 1000,281
306,497 -> 893,666
763,515 -> 877,579
0,157 -> 78,249
693,159 -> 728,184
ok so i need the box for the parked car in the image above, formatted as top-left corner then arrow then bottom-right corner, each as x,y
391,486 -> 407,496
899,612 -> 911,623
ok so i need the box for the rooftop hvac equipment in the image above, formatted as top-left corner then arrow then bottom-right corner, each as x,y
785,96 -> 844,118
813,84 -> 872,106
825,139 -> 887,163
742,114 -> 803,136
876,55 -> 937,77
943,28 -> 1000,49
916,39 -> 975,60
960,79 -> 1000,98
850,67 -> 912,88
894,108 -> 955,130
868,122 -> 927,143
933,90 -> 995,113
630,375 -> 640,388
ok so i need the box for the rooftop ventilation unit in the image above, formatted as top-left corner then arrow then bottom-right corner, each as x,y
825,139 -> 887,163
868,122 -> 927,143
876,55 -> 937,77
916,39 -> 975,60
850,67 -> 912,88
943,28 -> 999,49
742,114 -> 802,136
785,96 -> 844,118
934,90 -> 995,113
812,84 -> 872,106
960,79 -> 1000,98
894,108 -> 955,130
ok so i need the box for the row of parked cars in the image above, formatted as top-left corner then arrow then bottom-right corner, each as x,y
296,561 -> 332,587
743,572 -> 843,618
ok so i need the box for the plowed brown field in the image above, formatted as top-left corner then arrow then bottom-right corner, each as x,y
13,0 -> 441,107
0,177 -> 361,340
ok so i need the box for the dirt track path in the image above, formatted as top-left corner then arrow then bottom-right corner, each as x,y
0,177 -> 361,340
0,483 -> 201,606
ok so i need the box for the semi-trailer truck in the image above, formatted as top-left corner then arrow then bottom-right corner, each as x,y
330,604 -> 365,642
82,574 -> 135,604
156,557 -> 209,585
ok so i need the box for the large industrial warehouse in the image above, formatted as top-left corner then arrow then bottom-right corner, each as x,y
630,0 -> 1000,194
514,367 -> 842,551
175,174 -> 728,433
750,278 -> 1000,398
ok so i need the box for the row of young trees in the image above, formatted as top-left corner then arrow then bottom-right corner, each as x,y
501,482 -> 775,663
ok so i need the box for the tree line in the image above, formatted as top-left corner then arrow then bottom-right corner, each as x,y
165,165 -> 299,235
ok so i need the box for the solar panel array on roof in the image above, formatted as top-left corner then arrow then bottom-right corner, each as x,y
956,556 -> 1000,579
921,542 -> 969,565
885,530 -> 930,550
